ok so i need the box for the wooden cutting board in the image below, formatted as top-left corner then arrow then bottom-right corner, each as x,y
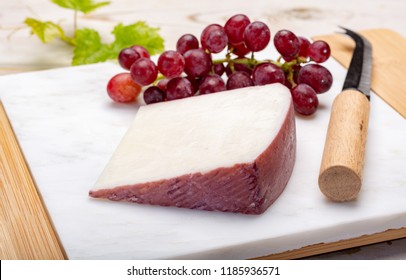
0,102 -> 65,259
0,29 -> 405,260
313,29 -> 406,118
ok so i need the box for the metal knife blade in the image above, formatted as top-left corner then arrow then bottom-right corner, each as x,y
341,27 -> 373,99
318,28 -> 373,202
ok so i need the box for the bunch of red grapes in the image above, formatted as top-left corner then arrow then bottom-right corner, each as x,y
107,14 -> 333,115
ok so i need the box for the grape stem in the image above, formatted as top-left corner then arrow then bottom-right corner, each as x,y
212,56 -> 282,69
212,54 -> 308,87
286,69 -> 296,87
60,34 -> 75,46
281,59 -> 298,71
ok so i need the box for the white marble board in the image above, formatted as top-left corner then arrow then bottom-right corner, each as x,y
0,59 -> 405,259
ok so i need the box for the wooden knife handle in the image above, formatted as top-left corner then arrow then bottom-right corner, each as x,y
319,89 -> 370,201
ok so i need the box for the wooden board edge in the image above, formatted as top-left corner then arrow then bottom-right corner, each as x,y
0,101 -> 66,260
253,227 -> 406,260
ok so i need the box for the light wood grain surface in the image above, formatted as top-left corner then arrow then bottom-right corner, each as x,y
0,102 -> 66,259
255,228 -> 406,260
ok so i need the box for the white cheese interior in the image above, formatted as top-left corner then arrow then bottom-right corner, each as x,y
93,84 -> 292,190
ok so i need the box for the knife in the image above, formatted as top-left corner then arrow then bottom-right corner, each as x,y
318,27 -> 373,201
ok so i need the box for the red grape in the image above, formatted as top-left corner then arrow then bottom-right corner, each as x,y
224,14 -> 250,45
290,84 -> 319,115
157,50 -> 185,78
201,24 -> 228,53
297,36 -> 311,58
308,40 -> 331,63
130,58 -> 158,86
176,34 -> 199,55
243,21 -> 270,52
213,63 -> 225,76
118,47 -> 140,70
108,17 -> 334,116
166,77 -> 194,100
226,71 -> 254,90
107,73 -> 141,103
183,48 -> 212,78
252,62 -> 285,85
292,64 -> 301,84
229,42 -> 251,57
283,55 -> 295,62
274,30 -> 300,57
297,64 -> 333,94
186,76 -> 201,93
143,86 -> 166,104
130,45 -> 150,59
156,78 -> 170,91
199,74 -> 226,94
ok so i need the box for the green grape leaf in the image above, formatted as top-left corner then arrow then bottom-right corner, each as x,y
110,22 -> 164,56
72,22 -> 164,65
24,18 -> 65,43
51,0 -> 110,14
72,28 -> 112,65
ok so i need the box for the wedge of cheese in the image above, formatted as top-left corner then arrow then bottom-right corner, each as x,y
90,84 -> 296,214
